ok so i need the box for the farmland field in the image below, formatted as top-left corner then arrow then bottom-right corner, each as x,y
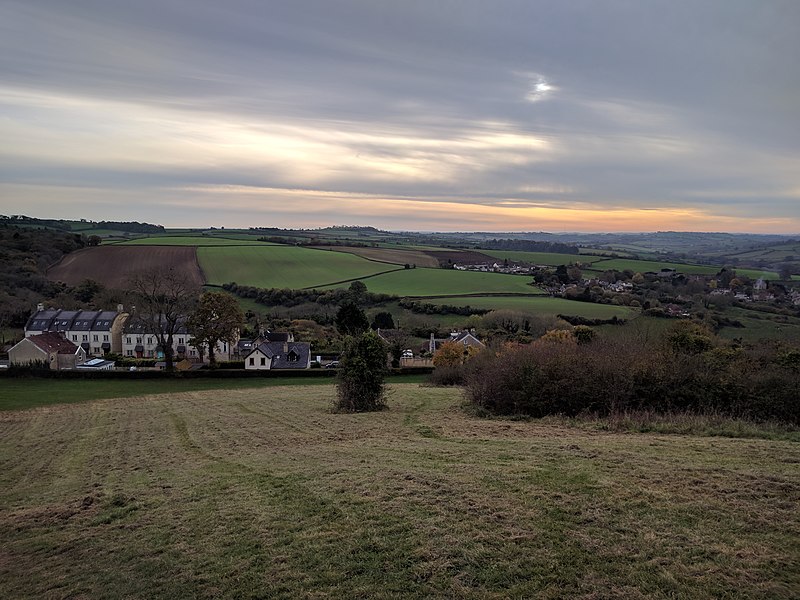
47,246 -> 205,288
199,246 -> 398,289
586,258 -> 781,280
312,245 -> 441,268
428,295 -> 638,318
324,267 -> 545,296
117,236 -> 279,246
1,384 -> 798,598
481,250 -> 606,266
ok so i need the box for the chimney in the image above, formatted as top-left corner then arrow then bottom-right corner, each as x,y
117,304 -> 124,313
283,341 -> 288,353
37,303 -> 44,312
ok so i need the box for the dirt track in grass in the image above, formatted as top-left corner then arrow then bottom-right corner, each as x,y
1,384 -> 798,598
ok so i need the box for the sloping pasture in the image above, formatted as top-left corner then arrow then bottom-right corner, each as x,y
322,267 -> 544,297
117,236 -> 278,246
481,250 -> 607,266
310,245 -> 440,268
427,295 -> 637,318
199,246 -> 398,289
0,385 -> 797,598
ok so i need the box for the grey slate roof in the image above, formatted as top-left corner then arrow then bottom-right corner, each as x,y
123,316 -> 189,335
26,308 -> 123,332
248,341 -> 310,369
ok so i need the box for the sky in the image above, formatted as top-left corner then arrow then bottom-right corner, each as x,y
0,0 -> 798,233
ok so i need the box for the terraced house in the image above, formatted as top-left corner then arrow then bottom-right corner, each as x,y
25,304 -> 128,355
122,316 -> 235,362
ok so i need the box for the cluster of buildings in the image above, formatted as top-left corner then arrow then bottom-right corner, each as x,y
7,304 -> 311,371
7,304 -> 486,373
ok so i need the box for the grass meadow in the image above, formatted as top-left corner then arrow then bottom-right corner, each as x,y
199,246 -> 398,289
586,258 -> 781,280
118,236 -> 279,246
325,267 -> 544,296
1,383 -> 798,598
429,295 -> 637,319
481,250 -> 609,266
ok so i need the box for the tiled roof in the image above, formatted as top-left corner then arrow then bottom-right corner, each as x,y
27,332 -> 82,355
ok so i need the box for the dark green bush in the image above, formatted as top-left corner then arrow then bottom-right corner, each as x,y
334,331 -> 388,412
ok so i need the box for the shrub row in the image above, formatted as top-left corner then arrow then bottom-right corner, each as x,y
464,336 -> 800,424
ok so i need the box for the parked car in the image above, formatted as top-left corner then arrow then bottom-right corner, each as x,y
325,361 -> 339,369
401,349 -> 413,358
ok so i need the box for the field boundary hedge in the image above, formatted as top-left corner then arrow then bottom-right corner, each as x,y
0,367 -> 433,380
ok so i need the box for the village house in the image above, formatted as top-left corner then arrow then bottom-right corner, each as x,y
25,304 -> 128,356
9,332 -> 87,370
244,339 -> 311,370
429,330 -> 485,354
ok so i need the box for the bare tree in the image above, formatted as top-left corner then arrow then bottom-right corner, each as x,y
128,266 -> 199,371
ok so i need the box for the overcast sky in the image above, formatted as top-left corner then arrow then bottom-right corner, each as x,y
1,0 -> 798,233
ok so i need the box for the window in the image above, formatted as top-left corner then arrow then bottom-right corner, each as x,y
136,337 -> 142,344
126,350 -> 133,356
260,357 -> 266,366
126,337 -> 131,344
72,335 -> 78,341
288,353 -> 298,362
190,349 -> 196,357
103,335 -> 109,341
178,337 -> 184,344
82,335 -> 88,341
93,335 -> 98,342
249,357 -> 255,366
147,337 -> 153,345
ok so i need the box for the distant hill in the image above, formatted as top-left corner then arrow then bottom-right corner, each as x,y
0,215 -> 165,235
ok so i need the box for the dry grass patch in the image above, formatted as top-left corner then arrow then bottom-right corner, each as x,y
1,385 -> 798,598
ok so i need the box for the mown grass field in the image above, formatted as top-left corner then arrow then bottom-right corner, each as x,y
118,236 -> 279,246
1,384 -> 798,598
428,296 -> 638,319
325,268 -> 544,297
199,246 -> 397,288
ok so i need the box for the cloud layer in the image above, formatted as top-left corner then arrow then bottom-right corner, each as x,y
1,0 -> 798,232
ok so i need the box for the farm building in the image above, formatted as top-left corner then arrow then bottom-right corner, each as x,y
244,340 -> 311,370
9,332 -> 88,370
25,304 -> 128,355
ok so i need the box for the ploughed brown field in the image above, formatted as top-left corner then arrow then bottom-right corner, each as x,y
47,246 -> 205,289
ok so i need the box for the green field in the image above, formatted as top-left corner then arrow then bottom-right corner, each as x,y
586,258 -> 782,280
324,267 -> 544,297
428,296 -> 637,319
118,236 -> 279,246
1,384 -> 797,598
199,246 -> 398,288
480,250 -> 608,266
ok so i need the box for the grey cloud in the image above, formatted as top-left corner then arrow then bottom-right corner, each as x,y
0,0 -> 798,231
